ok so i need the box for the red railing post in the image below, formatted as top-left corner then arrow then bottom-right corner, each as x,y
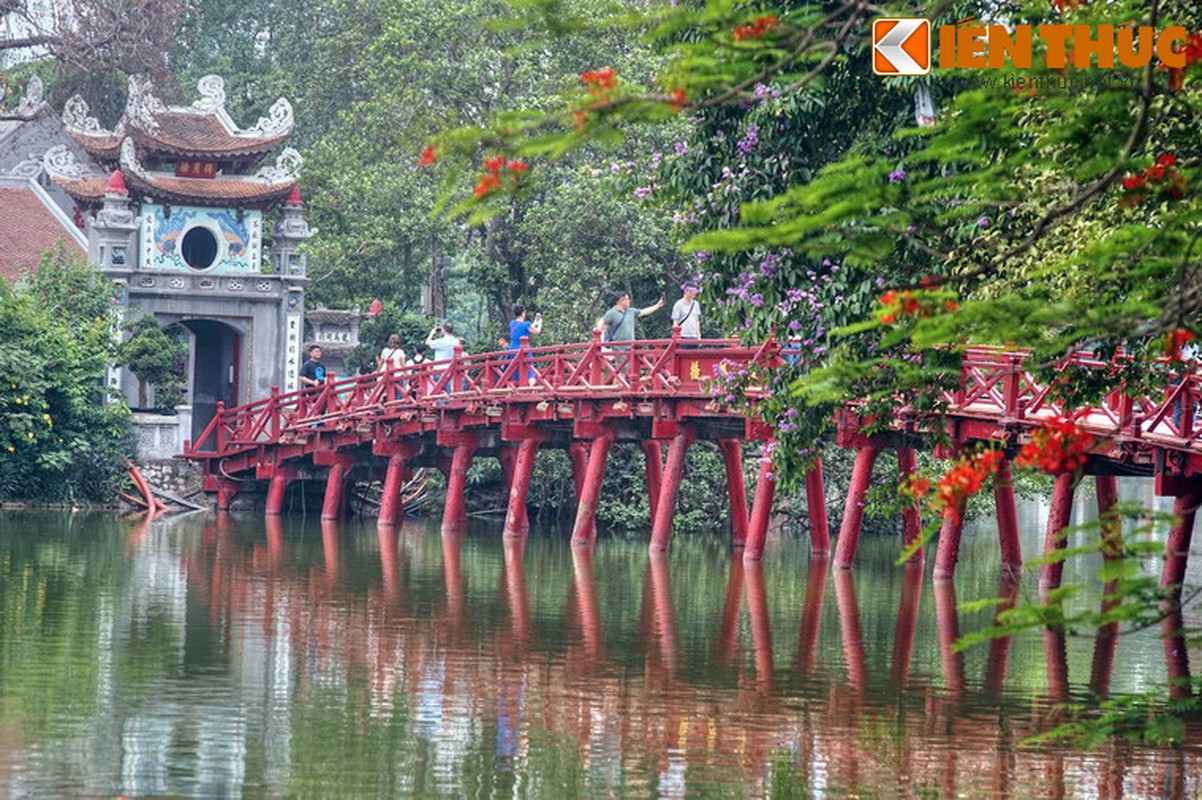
518,336 -> 530,386
269,387 -> 280,439
590,329 -> 604,385
215,401 -> 227,453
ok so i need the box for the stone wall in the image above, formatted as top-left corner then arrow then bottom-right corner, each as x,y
138,458 -> 204,501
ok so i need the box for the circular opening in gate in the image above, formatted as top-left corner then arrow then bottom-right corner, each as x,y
181,226 -> 219,270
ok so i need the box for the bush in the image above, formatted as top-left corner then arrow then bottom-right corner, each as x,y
0,248 -> 132,502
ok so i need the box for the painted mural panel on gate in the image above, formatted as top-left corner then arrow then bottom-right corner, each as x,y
139,204 -> 263,273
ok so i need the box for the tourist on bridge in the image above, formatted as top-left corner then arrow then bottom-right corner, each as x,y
376,333 -> 407,399
508,305 -> 543,385
670,283 -> 702,343
601,291 -> 664,343
426,322 -> 465,393
298,345 -> 328,388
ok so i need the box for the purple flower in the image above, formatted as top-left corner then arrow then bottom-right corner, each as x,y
694,250 -> 711,262
673,141 -> 690,155
633,186 -> 652,198
905,225 -> 916,234
788,320 -> 802,331
889,169 -> 906,183
737,123 -> 760,156
977,216 -> 991,228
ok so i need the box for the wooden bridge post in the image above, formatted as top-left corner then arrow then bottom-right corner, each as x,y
215,479 -> 240,512
1161,486 -> 1201,699
379,453 -> 408,526
503,437 -> 541,538
263,466 -> 297,516
641,440 -> 664,524
567,442 -> 593,542
804,458 -> 830,554
1090,474 -> 1120,697
834,444 -> 880,568
649,426 -> 696,552
994,457 -> 1021,573
896,448 -> 923,565
743,449 -> 777,562
315,452 -> 356,521
1039,473 -> 1077,594
717,439 -> 750,548
571,435 -> 612,547
441,439 -> 478,534
932,501 -> 967,579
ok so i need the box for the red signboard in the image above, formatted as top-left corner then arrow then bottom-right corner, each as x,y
175,160 -> 218,178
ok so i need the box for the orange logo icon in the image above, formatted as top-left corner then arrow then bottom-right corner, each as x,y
873,18 -> 931,75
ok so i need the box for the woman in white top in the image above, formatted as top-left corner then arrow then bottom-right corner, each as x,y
377,333 -> 407,371
377,333 -> 407,399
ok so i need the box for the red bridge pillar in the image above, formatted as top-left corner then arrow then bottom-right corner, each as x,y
642,440 -> 664,524
314,451 -> 356,521
1161,485 -> 1202,698
441,439 -> 478,535
743,448 -> 777,562
260,465 -> 297,516
896,448 -> 923,566
567,442 -> 594,543
805,458 -> 830,554
835,444 -> 880,569
1039,473 -> 1077,594
503,437 -> 541,538
994,457 -> 1021,573
933,500 -> 966,579
718,439 -> 749,548
215,480 -> 240,511
649,426 -> 696,552
572,435 -> 612,547
375,441 -> 419,526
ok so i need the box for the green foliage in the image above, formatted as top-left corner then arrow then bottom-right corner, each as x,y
119,315 -> 186,410
0,249 -> 131,502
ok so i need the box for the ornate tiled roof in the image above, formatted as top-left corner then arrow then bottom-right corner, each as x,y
62,75 -> 294,163
45,130 -> 302,210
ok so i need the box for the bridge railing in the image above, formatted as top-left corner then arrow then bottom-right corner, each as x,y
187,343 -> 1201,458
953,348 -> 1201,444
186,335 -> 779,456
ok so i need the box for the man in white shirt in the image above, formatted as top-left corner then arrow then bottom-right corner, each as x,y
670,284 -> 701,342
425,322 -> 465,393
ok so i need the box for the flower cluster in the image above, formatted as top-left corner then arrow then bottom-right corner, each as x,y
473,156 -> 527,198
878,289 -> 959,324
1165,329 -> 1196,362
737,123 -> 760,156
899,473 -> 932,502
418,145 -> 437,166
1015,416 -> 1094,474
935,449 -> 1004,520
1120,153 -> 1188,208
732,15 -> 778,40
581,68 -> 617,92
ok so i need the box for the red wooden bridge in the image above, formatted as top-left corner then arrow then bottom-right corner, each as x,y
184,334 -> 1202,589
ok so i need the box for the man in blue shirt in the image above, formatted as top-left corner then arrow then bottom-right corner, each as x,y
507,305 -> 543,384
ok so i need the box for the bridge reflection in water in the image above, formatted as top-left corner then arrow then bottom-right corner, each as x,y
157,509 -> 1202,796
2,505 -> 1199,797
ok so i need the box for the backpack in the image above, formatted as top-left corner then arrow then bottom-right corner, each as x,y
603,309 -> 629,342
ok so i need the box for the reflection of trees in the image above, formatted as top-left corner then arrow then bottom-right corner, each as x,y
185,522 -> 1202,797
4,514 -> 1202,797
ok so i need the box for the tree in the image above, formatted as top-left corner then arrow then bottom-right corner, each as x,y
120,315 -> 185,410
1,0 -> 187,121
420,0 -> 1202,740
0,248 -> 131,502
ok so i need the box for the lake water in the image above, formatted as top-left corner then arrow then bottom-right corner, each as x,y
0,480 -> 1199,798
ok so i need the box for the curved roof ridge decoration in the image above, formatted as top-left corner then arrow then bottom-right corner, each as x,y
254,148 -> 303,185
43,144 -> 106,182
61,94 -> 126,142
131,74 -> 294,141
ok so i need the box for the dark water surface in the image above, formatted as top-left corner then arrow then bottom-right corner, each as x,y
0,481 -> 1200,798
